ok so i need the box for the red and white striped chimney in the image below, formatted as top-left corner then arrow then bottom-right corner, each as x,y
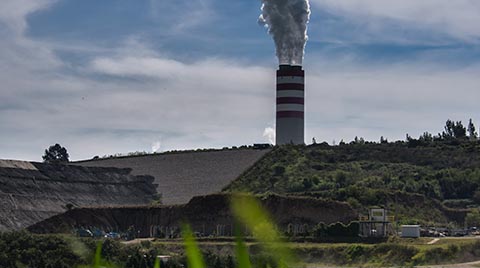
276,65 -> 305,145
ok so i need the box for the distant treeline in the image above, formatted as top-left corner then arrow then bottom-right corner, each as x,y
336,119 -> 479,146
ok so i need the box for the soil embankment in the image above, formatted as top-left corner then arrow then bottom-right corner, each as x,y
0,160 -> 157,231
75,149 -> 270,205
28,194 -> 357,237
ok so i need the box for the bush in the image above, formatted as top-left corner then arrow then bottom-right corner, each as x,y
0,231 -> 83,267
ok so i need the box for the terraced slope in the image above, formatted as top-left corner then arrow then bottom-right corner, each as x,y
0,160 -> 157,231
75,149 -> 270,205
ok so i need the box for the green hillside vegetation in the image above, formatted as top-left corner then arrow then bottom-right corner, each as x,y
224,120 -> 480,225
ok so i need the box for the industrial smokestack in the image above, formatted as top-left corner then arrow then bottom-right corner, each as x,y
276,64 -> 304,145
259,0 -> 309,145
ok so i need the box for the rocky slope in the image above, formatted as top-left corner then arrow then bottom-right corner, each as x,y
0,160 -> 157,231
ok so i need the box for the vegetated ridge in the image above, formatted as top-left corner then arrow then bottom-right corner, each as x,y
224,120 -> 480,225
0,160 -> 158,231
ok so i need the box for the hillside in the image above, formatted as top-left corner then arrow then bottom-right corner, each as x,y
75,148 -> 270,205
224,141 -> 480,224
0,160 -> 157,231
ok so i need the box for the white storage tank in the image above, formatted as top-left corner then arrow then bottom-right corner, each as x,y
401,225 -> 420,238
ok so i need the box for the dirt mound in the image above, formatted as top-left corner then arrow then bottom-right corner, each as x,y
0,160 -> 37,170
0,160 -> 158,231
28,194 -> 357,237
74,149 -> 270,205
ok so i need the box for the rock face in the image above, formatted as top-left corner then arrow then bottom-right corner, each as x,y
0,160 -> 157,231
75,149 -> 270,205
28,194 -> 357,237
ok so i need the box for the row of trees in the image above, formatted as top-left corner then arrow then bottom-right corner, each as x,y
408,119 -> 478,144
343,119 -> 479,146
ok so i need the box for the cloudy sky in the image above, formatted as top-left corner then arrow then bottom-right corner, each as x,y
1,0 -> 480,161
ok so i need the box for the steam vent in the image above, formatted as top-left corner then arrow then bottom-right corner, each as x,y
276,65 -> 305,145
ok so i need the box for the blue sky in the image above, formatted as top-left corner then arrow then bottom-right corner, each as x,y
1,0 -> 480,161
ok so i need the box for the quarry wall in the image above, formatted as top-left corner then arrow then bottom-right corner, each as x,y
75,149 -> 271,205
28,194 -> 357,237
0,160 -> 158,231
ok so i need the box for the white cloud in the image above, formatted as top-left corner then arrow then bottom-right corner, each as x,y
2,31 -> 480,160
1,0 -> 480,162
304,62 -> 480,144
0,34 -> 277,160
148,0 -> 215,33
311,0 -> 480,41
0,0 -> 57,35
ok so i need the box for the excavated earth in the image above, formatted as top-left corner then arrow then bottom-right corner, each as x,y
0,160 -> 157,231
28,194 -> 357,237
74,149 -> 270,205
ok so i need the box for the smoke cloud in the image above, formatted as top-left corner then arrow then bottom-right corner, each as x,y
263,127 -> 275,144
151,141 -> 162,153
259,0 -> 310,65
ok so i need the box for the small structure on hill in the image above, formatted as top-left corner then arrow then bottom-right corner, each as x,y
359,208 -> 394,237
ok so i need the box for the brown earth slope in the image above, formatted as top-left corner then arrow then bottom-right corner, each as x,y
28,194 -> 357,237
74,149 -> 270,205
0,160 -> 157,231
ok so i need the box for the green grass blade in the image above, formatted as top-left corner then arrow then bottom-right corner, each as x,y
181,223 -> 205,268
234,224 -> 251,268
231,194 -> 296,268
94,241 -> 102,268
154,256 -> 161,268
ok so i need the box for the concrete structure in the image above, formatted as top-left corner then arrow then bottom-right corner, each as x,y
276,65 -> 305,145
401,225 -> 421,238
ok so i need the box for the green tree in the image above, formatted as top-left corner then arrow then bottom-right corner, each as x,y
453,121 -> 467,139
443,120 -> 455,139
442,120 -> 467,140
473,191 -> 480,204
419,132 -> 433,143
466,209 -> 480,227
468,119 -> 478,140
42,143 -> 69,163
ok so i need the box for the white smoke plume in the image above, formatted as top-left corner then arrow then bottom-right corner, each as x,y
151,141 -> 162,153
259,0 -> 311,65
263,127 -> 275,144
